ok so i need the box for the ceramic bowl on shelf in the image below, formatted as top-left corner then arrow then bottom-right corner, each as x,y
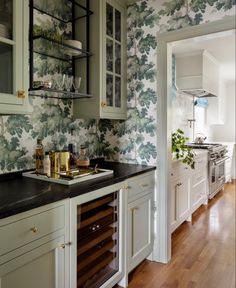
0,23 -> 9,38
63,39 -> 82,56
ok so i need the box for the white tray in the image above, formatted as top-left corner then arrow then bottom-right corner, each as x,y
23,169 -> 113,186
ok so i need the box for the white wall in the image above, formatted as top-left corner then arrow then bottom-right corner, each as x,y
171,91 -> 193,140
211,80 -> 235,142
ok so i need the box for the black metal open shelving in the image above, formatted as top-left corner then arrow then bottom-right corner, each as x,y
33,0 -> 93,23
29,88 -> 92,100
29,0 -> 92,100
32,35 -> 92,62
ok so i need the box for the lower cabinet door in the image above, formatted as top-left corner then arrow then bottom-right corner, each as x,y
192,179 -> 207,212
170,180 -> 178,232
0,235 -> 68,288
177,176 -> 191,223
171,176 -> 191,233
128,193 -> 153,272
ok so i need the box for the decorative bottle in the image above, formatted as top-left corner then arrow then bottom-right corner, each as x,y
35,139 -> 44,173
43,152 -> 51,177
77,145 -> 90,168
68,129 -> 77,168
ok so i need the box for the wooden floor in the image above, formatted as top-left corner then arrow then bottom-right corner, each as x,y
122,181 -> 235,288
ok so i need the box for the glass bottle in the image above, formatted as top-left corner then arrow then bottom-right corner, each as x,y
77,145 -> 90,168
43,152 -> 51,177
68,129 -> 77,168
35,139 -> 44,173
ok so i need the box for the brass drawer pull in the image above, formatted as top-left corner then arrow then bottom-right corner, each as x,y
59,242 -> 71,249
30,227 -> 38,233
140,183 -> 149,188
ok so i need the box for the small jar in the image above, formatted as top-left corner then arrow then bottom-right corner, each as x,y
77,145 -> 90,168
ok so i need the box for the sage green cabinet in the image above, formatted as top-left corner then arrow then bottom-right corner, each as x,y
74,0 -> 127,120
0,0 -> 31,114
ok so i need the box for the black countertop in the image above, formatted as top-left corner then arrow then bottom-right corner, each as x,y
0,161 -> 156,220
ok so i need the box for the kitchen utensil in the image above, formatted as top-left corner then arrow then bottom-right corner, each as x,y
194,133 -> 207,144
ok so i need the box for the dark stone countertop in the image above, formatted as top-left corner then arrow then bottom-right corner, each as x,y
0,161 -> 156,220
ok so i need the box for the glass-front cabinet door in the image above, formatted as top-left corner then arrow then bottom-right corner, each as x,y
70,184 -> 125,288
102,0 -> 126,119
0,0 -> 30,114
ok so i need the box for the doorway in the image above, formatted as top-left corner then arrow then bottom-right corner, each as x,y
154,16 -> 235,263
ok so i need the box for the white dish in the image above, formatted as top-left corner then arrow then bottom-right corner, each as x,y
63,39 -> 82,56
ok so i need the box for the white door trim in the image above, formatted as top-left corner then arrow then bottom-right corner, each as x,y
154,16 -> 236,263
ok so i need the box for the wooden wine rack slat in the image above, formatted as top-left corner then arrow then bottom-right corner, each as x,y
77,239 -> 116,272
78,207 -> 114,230
77,251 -> 115,287
77,213 -> 117,241
80,194 -> 115,214
77,226 -> 116,256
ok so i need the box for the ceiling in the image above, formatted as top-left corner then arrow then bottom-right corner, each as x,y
172,30 -> 236,81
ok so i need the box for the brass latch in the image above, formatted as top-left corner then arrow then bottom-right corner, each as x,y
17,90 -> 26,99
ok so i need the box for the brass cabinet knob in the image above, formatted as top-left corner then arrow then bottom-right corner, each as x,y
30,227 -> 38,233
59,242 -> 71,249
17,90 -> 26,98
101,101 -> 107,108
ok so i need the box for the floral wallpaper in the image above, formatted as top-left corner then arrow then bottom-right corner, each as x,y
0,0 -> 235,174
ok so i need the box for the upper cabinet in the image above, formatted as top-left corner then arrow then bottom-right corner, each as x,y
28,0 -> 93,101
74,0 -> 127,120
0,0 -> 31,114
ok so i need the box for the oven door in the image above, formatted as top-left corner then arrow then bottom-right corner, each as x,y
209,158 -> 227,198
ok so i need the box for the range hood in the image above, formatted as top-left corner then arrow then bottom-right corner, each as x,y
175,50 -> 219,98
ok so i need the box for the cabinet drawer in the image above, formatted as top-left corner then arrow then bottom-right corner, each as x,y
192,169 -> 207,186
194,154 -> 208,171
171,161 -> 190,181
127,172 -> 155,202
192,180 -> 206,203
0,205 -> 65,256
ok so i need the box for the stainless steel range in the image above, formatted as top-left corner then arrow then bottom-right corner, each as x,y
186,143 -> 229,199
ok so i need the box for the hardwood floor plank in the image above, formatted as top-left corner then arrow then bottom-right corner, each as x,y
118,181 -> 235,288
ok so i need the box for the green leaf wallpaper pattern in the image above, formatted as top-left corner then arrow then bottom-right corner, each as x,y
0,0 -> 235,173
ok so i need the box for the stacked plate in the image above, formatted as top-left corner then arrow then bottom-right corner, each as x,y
63,40 -> 82,56
0,24 -> 10,39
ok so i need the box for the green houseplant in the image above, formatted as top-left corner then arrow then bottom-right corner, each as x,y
172,129 -> 195,169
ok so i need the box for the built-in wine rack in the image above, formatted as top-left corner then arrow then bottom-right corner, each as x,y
77,192 -> 119,288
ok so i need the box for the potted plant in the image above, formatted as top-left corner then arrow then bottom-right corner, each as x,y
172,129 -> 195,169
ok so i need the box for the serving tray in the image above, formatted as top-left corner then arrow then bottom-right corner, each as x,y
23,168 -> 113,186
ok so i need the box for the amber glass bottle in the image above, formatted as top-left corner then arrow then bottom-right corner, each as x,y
35,139 -> 44,173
